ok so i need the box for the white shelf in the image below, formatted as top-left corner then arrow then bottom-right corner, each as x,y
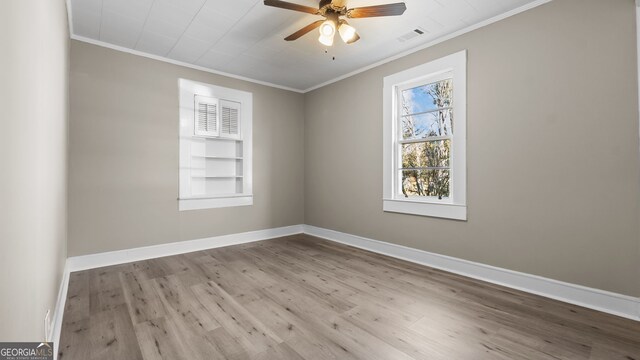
179,193 -> 253,200
191,155 -> 243,160
192,136 -> 241,142
191,175 -> 243,178
181,135 -> 242,142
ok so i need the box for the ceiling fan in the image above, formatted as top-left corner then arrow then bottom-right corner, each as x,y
264,0 -> 407,46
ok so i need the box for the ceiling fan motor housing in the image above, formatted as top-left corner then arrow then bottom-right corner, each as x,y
319,0 -> 332,9
319,0 -> 346,15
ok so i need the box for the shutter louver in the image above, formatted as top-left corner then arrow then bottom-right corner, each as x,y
220,100 -> 241,139
194,95 -> 219,137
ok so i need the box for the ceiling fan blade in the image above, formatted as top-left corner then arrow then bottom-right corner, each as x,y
263,0 -> 319,14
347,2 -> 406,18
285,20 -> 324,41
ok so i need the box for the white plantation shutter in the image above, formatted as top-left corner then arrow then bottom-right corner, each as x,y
219,100 -> 241,139
194,95 -> 219,137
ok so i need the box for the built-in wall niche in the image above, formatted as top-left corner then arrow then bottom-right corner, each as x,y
189,139 -> 244,195
178,79 -> 253,211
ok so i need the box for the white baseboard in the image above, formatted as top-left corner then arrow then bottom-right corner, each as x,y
303,225 -> 640,322
66,225 -> 303,272
50,261 -> 70,360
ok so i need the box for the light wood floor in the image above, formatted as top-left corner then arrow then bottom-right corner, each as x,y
59,234 -> 640,360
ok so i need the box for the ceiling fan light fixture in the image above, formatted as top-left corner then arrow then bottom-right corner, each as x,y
338,22 -> 356,43
318,33 -> 334,46
318,18 -> 336,46
319,20 -> 336,37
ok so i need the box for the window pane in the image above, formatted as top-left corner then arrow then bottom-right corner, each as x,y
401,140 -> 451,168
401,79 -> 452,116
400,169 -> 450,199
401,109 -> 452,139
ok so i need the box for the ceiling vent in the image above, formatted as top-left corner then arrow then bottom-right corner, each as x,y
397,27 -> 426,42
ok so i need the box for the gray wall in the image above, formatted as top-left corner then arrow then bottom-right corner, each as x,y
0,0 -> 69,340
68,41 -> 305,256
304,0 -> 640,297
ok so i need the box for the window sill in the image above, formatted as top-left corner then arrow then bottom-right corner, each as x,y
179,195 -> 253,211
383,198 -> 467,220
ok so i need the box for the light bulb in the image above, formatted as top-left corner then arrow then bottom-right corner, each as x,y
338,23 -> 356,43
319,20 -> 335,37
318,34 -> 334,46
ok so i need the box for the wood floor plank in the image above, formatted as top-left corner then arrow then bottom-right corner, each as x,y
136,314 -> 235,360
588,339 -> 640,360
489,326 -> 592,359
89,304 -> 144,360
190,280 -> 283,356
64,271 -> 90,319
251,342 -> 305,360
135,317 -> 188,360
340,305 -> 454,360
89,287 -> 125,315
243,298 -> 300,343
246,292 -> 372,360
242,249 -> 358,313
131,259 -> 173,280
59,235 -> 640,360
315,311 -> 417,360
58,272 -> 92,359
268,240 -> 461,317
88,264 -> 134,293
58,317 -> 91,360
258,282 -> 415,360
198,261 -> 264,304
285,335 -> 357,360
151,274 -> 220,333
204,326 -> 251,360
120,271 -> 166,324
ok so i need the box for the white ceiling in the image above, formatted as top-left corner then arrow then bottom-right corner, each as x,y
69,0 -> 542,91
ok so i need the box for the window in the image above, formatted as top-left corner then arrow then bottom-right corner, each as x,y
178,79 -> 253,211
383,50 -> 467,220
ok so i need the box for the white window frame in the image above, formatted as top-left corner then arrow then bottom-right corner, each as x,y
383,50 -> 467,220
178,79 -> 253,211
